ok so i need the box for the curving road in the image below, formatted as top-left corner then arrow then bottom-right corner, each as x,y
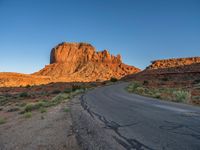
82,82 -> 200,150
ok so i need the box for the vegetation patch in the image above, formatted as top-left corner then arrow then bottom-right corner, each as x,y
0,117 -> 6,124
0,96 -> 7,106
127,82 -> 191,103
63,107 -> 70,112
24,112 -> 32,118
21,88 -> 85,114
19,92 -> 29,98
40,107 -> 47,113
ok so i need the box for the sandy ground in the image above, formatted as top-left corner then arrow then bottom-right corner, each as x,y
0,102 -> 79,150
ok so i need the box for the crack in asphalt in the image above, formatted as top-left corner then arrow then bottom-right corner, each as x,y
80,95 -> 154,150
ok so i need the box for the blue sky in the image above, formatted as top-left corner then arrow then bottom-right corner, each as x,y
0,0 -> 200,73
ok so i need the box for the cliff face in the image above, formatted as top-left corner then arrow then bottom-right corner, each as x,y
50,43 -> 122,64
147,57 -> 200,70
34,42 -> 140,81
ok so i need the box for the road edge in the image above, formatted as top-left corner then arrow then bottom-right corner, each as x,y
70,94 -> 126,150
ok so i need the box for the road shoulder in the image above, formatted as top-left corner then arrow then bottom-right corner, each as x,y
0,101 -> 79,150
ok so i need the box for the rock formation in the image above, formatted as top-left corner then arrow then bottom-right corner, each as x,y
34,42 -> 140,82
147,57 -> 200,70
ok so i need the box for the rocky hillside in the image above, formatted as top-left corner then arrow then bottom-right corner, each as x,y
33,42 -> 140,82
147,57 -> 200,70
124,57 -> 200,88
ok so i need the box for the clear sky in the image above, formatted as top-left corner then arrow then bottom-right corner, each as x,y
0,0 -> 200,73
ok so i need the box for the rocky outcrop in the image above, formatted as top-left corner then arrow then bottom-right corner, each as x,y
147,57 -> 200,70
50,42 -> 122,65
34,42 -> 140,81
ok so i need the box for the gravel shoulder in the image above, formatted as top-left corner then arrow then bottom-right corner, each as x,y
0,101 -> 79,150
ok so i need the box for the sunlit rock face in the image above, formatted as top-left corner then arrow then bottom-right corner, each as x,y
146,57 -> 200,70
34,42 -> 140,81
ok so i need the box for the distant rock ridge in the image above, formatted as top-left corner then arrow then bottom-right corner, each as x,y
147,57 -> 200,70
34,42 -> 140,81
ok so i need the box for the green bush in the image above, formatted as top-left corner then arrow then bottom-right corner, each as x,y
173,90 -> 190,102
19,92 -> 29,98
127,82 -> 141,92
24,112 -> 32,118
40,108 -> 47,113
135,87 -> 145,94
152,93 -> 161,99
0,117 -> 6,124
51,93 -> 69,105
24,101 -> 46,112
24,103 -> 37,112
0,96 -> 7,105
110,77 -> 118,82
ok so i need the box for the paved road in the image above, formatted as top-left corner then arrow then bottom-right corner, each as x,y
82,82 -> 200,150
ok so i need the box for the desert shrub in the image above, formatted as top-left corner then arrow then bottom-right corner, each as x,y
50,93 -> 70,106
173,90 -> 190,102
0,117 -> 6,124
51,90 -> 61,94
19,103 -> 27,107
162,77 -> 169,81
24,103 -> 37,112
19,92 -> 29,98
152,93 -> 161,99
24,112 -> 32,118
72,84 -> 82,91
110,77 -> 118,82
0,96 -> 7,105
40,107 -> 47,113
135,87 -> 145,94
127,82 -> 141,92
143,80 -> 149,86
24,101 -> 46,112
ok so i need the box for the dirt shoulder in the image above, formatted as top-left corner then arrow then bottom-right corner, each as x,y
0,101 -> 79,150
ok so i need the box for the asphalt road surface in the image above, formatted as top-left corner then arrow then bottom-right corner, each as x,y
82,82 -> 200,150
